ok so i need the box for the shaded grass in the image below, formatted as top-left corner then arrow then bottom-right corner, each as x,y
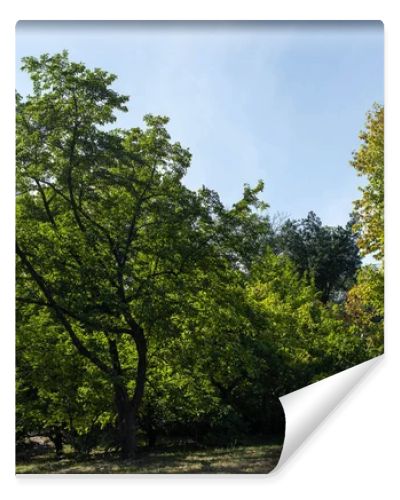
16,442 -> 283,474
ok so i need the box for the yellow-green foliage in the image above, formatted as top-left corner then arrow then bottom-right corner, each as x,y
351,104 -> 384,260
345,265 -> 384,356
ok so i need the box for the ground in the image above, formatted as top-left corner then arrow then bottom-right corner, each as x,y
16,442 -> 283,474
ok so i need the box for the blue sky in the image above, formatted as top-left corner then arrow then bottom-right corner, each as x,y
16,21 -> 383,227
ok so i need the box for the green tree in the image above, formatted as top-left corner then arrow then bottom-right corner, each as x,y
16,52 -> 270,457
274,211 -> 361,302
248,250 -> 369,390
16,307 -> 114,456
345,104 -> 384,352
345,265 -> 384,357
154,258 -> 286,443
351,103 -> 384,260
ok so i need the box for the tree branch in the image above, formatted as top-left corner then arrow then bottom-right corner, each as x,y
16,243 -> 113,376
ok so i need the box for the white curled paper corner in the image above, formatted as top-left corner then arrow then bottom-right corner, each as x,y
275,355 -> 383,470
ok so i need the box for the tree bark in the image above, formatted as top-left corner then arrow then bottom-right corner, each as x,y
113,329 -> 147,459
131,328 -> 147,415
117,404 -> 137,458
52,427 -> 63,458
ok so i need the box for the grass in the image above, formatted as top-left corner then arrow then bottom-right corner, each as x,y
16,442 -> 283,474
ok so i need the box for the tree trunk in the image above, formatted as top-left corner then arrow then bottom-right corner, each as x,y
112,326 -> 147,459
114,333 -> 147,458
118,402 -> 137,459
114,385 -> 137,458
53,427 -> 63,458
131,327 -> 147,415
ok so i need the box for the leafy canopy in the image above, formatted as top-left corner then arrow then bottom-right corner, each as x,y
351,103 -> 384,260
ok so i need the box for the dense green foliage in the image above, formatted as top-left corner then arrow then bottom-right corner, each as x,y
16,53 -> 383,460
351,104 -> 384,261
344,104 -> 384,356
273,211 -> 361,302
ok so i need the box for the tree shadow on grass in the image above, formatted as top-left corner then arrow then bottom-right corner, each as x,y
16,441 -> 284,474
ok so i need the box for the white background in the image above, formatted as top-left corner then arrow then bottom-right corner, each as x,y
1,1 -> 399,498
